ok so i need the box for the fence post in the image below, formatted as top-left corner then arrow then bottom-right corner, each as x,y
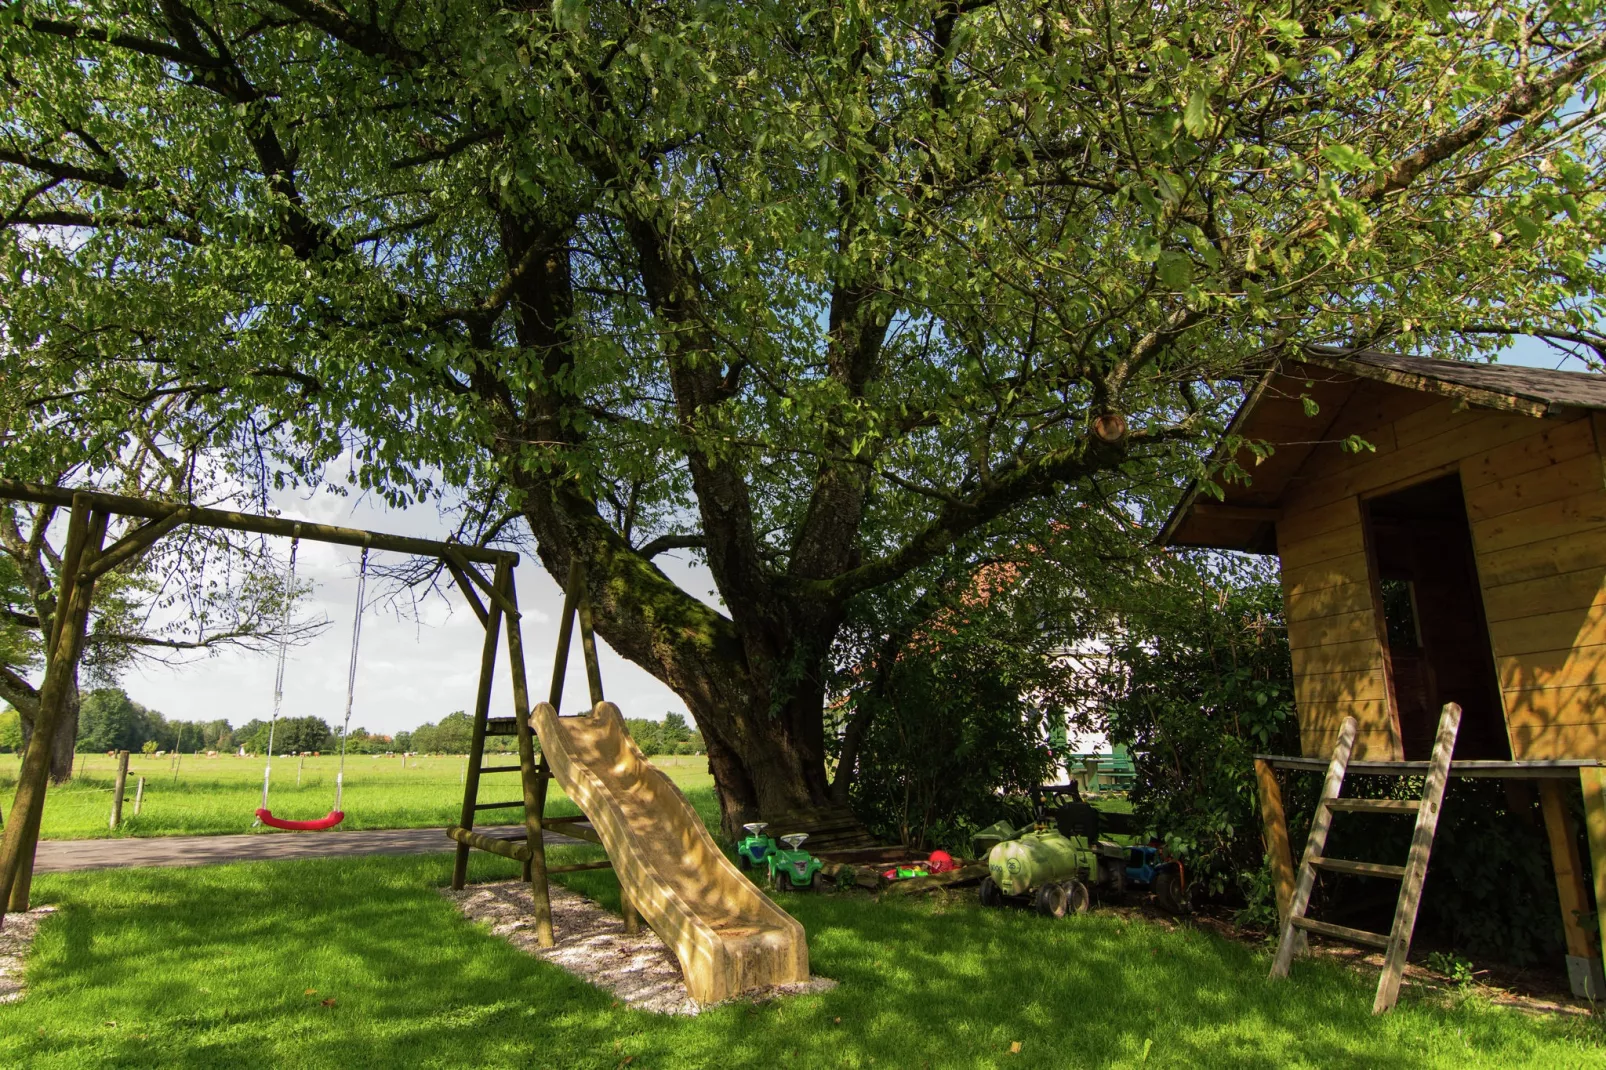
109,750 -> 130,829
298,756 -> 304,786
134,776 -> 145,816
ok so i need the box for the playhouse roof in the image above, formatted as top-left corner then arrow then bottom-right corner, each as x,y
1159,346 -> 1606,554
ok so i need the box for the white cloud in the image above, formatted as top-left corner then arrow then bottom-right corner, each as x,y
125,489 -> 700,735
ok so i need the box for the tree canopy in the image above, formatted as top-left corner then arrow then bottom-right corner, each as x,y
4,0 -> 1604,823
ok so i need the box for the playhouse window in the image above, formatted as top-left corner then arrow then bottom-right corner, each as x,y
1378,579 -> 1421,651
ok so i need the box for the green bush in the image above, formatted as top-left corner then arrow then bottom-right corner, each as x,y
1098,554 -> 1302,901
0,706 -> 20,752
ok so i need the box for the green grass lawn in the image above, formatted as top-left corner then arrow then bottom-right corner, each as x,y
0,752 -> 715,839
3,843 -> 1600,1069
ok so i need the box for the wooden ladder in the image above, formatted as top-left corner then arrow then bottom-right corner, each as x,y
1269,702 -> 1462,1014
445,556 -> 639,942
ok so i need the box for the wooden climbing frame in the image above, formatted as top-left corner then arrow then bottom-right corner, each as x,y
0,478 -> 514,929
446,556 -> 639,946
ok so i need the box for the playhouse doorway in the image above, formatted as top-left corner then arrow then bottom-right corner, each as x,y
1364,473 -> 1511,761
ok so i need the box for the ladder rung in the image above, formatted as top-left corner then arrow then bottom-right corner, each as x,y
484,718 -> 520,736
476,765 -> 524,774
1326,799 -> 1420,814
1310,856 -> 1406,879
1291,916 -> 1391,949
472,801 -> 527,811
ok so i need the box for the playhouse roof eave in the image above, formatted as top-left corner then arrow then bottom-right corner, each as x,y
1157,346 -> 1606,554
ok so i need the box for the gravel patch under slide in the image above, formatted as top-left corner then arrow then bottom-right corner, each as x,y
0,906 -> 54,1004
444,880 -> 834,1015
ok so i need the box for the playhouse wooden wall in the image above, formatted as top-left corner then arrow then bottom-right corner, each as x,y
1270,379 -> 1606,761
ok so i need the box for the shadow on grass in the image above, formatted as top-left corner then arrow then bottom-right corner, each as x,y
3,845 -> 1599,1069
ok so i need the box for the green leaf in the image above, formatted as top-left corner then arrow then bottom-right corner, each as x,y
1320,144 -> 1375,172
1183,92 -> 1211,139
1157,251 -> 1193,288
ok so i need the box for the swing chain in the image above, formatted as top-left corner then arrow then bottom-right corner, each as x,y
258,526 -> 302,822
334,539 -> 370,813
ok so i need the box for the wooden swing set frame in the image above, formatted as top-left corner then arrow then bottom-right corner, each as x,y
0,478 -> 527,930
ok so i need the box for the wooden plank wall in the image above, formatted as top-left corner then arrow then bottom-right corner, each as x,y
1273,378 -> 1606,760
1277,494 -> 1397,759
1468,412 -> 1606,760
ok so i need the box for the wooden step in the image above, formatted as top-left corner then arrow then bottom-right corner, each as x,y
446,825 -> 531,862
484,717 -> 520,736
472,800 -> 526,812
1326,798 -> 1420,814
477,764 -> 525,774
1291,916 -> 1390,949
1310,856 -> 1407,879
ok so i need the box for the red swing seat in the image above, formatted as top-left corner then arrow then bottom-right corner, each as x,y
255,808 -> 345,831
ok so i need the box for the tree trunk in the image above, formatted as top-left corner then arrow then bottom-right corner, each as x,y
17,679 -> 79,784
516,489 -> 842,837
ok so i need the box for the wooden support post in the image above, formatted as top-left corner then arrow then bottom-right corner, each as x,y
1540,778 -> 1603,998
1271,716 -> 1357,979
548,558 -> 584,714
109,750 -> 130,829
502,565 -> 553,947
452,571 -> 505,890
134,776 -> 145,817
546,557 -> 636,935
1580,768 -> 1606,985
576,575 -> 605,709
1255,758 -> 1297,931
1,500 -> 107,919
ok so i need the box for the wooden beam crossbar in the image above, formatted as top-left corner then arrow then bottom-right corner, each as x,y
0,478 -> 516,565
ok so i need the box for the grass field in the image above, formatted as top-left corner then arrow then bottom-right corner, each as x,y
3,845 -> 1601,1069
0,752 -> 715,840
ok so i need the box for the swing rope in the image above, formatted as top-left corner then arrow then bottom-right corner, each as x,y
255,535 -> 370,832
332,543 -> 369,813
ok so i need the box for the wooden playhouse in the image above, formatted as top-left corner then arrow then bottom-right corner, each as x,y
1162,346 -> 1606,999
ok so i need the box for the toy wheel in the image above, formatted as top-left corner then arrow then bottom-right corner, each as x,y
979,877 -> 1002,908
738,852 -> 752,870
1154,869 -> 1190,914
808,873 -> 823,891
772,870 -> 790,891
1035,882 -> 1069,918
1063,880 -> 1090,915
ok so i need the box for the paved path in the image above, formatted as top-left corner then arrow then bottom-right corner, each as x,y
33,825 -> 585,873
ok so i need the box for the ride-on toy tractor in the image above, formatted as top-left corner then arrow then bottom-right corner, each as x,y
765,833 -> 825,891
736,822 -> 778,869
977,787 -> 1187,917
978,813 -> 1126,918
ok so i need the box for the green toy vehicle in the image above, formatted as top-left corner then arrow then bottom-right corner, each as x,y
977,800 -> 1127,918
735,822 -> 778,870
765,833 -> 825,891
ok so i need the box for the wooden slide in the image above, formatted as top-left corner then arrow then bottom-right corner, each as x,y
528,700 -> 810,1004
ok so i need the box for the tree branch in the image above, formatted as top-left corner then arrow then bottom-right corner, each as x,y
794,432 -> 1130,602
635,534 -> 705,558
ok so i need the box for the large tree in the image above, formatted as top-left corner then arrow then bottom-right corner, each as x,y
3,0 -> 1604,828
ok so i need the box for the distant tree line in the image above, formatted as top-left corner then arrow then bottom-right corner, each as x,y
1,691 -> 704,759
75,688 -> 234,754
394,710 -> 703,756
626,713 -> 701,757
